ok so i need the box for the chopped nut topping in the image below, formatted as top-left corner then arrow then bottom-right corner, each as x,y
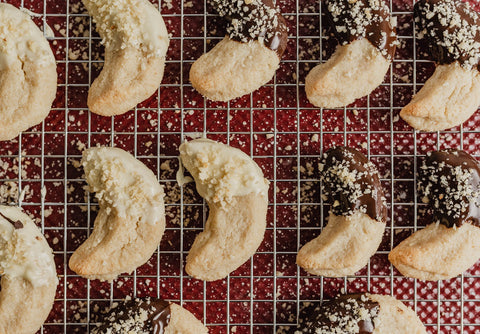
418,149 -> 480,227
91,297 -> 171,334
415,0 -> 480,70
296,293 -> 379,334
324,0 -> 398,59
321,147 -> 387,222
210,0 -> 288,55
83,0 -> 167,58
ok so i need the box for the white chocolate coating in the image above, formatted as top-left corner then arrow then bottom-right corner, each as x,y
180,139 -> 269,281
69,147 -> 166,281
0,206 -> 57,287
179,139 -> 269,207
0,3 -> 55,70
82,147 -> 165,225
0,3 -> 57,141
83,0 -> 169,58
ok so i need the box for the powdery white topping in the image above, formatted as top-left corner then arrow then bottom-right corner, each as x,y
83,0 -> 169,57
0,3 -> 55,70
82,147 -> 165,225
179,139 -> 269,206
0,206 -> 57,287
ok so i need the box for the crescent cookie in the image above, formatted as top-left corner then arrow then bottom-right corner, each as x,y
389,149 -> 480,281
297,147 -> 387,277
400,0 -> 480,131
296,293 -> 426,333
91,298 -> 208,334
189,0 -> 288,101
305,0 -> 397,108
69,147 -> 166,281
0,3 -> 57,141
179,139 -> 269,281
83,0 -> 169,116
0,206 -> 58,334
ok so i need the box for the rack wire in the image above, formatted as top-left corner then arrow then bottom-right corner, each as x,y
1,0 -> 479,332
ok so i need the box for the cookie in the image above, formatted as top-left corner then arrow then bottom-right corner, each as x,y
189,0 -> 288,101
296,293 -> 426,333
400,0 -> 480,131
297,147 -> 387,277
0,206 -> 58,334
83,0 -> 169,116
91,297 -> 208,333
69,147 -> 166,281
389,149 -> 480,281
0,3 -> 57,141
305,0 -> 397,108
179,139 -> 269,281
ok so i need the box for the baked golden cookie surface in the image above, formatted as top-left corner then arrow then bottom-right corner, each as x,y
296,293 -> 426,334
0,206 -> 58,334
190,0 -> 288,101
390,149 -> 480,280
83,0 -> 169,116
180,139 -> 269,281
297,147 -> 387,277
305,0 -> 397,107
69,147 -> 166,281
0,3 -> 57,141
400,0 -> 480,131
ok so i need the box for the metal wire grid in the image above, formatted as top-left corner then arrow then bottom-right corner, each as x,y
0,0 -> 480,332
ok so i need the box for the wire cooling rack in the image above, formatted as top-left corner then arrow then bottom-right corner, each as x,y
1,0 -> 480,332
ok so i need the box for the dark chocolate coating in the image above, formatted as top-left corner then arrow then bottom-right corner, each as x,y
414,0 -> 480,70
298,293 -> 379,334
92,298 -> 171,334
323,0 -> 397,60
418,149 -> 480,228
210,0 -> 288,56
321,146 -> 387,222
0,211 -> 23,229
